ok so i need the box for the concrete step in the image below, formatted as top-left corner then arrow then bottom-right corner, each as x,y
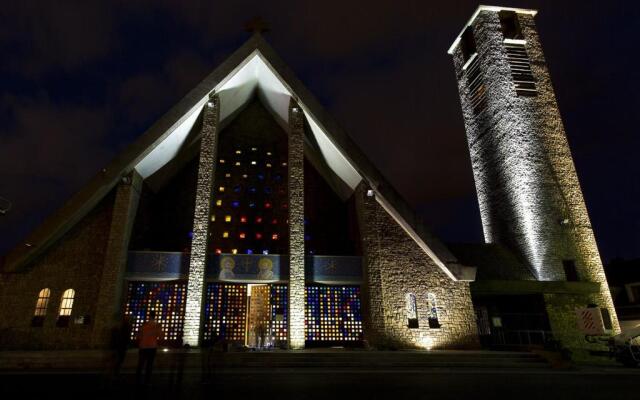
0,349 -> 551,371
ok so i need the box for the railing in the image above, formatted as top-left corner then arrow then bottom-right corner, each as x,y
489,329 -> 554,347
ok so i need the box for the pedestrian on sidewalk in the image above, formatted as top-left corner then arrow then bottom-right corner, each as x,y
136,310 -> 163,385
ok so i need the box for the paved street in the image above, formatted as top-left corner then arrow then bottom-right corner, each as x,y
1,367 -> 638,400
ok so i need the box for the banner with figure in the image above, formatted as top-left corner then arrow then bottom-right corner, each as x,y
208,254 -> 287,282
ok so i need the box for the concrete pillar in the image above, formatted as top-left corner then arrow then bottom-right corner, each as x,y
183,94 -> 220,346
287,98 -> 305,349
353,182 -> 389,347
91,170 -> 142,347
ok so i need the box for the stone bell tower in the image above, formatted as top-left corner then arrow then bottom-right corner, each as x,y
448,6 -> 618,330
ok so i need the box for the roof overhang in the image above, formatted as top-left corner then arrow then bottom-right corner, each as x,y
447,5 -> 538,55
5,34 -> 475,282
134,50 -> 362,191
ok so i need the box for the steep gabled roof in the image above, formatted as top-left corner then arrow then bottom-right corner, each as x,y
3,34 -> 475,281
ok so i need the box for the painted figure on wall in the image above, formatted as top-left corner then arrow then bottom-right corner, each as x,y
219,256 -> 236,280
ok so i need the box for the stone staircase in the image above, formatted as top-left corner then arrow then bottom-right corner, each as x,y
203,350 -> 550,369
0,349 -> 551,371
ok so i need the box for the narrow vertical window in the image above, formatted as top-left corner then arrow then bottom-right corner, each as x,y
499,10 -> 524,40
460,27 -> 487,115
406,293 -> 419,329
563,260 -> 579,282
427,293 -> 441,329
57,289 -> 75,327
32,288 -> 50,327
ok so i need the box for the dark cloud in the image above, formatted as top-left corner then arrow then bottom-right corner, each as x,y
0,2 -> 114,78
0,0 -> 638,263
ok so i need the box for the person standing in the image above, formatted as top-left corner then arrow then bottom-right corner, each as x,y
136,310 -> 163,385
111,314 -> 132,377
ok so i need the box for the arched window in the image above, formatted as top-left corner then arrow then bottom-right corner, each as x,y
406,293 -> 419,329
427,293 -> 441,329
57,289 -> 75,327
31,288 -> 51,327
34,288 -> 51,316
59,289 -> 75,316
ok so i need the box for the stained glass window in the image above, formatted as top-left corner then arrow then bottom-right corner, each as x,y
305,286 -> 363,342
269,284 -> 288,343
203,283 -> 247,343
58,289 -> 75,316
124,282 -> 186,345
406,293 -> 419,328
427,293 -> 441,328
207,133 -> 288,255
34,288 -> 51,317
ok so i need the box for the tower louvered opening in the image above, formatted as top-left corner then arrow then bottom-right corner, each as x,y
465,55 -> 487,115
505,42 -> 537,96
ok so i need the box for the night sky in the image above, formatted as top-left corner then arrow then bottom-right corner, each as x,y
1,1 -> 638,264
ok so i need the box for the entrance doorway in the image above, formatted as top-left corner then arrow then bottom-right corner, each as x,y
246,284 -> 270,348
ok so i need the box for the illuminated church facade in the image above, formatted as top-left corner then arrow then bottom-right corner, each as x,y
0,6 -> 619,356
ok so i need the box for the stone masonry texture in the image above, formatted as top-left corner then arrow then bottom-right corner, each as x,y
0,192 -> 115,350
183,94 -> 220,346
288,99 -> 305,349
450,9 -> 619,342
91,171 -> 142,347
355,183 -> 479,349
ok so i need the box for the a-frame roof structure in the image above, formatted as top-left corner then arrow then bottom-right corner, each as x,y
3,34 -> 475,281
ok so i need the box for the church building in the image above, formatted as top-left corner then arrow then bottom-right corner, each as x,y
0,6 -> 618,358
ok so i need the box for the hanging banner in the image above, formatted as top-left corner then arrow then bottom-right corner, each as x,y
207,254 -> 287,282
126,252 -> 362,284
125,251 -> 190,280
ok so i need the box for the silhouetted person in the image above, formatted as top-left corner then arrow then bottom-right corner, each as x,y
136,311 -> 163,385
256,322 -> 267,350
169,343 -> 189,390
111,314 -> 132,377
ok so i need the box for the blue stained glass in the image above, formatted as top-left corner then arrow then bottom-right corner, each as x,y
305,286 -> 363,342
264,187 -> 272,194
257,174 -> 265,180
125,282 -> 186,345
249,187 -> 257,193
246,249 -> 253,255
202,283 -> 247,343
232,201 -> 240,208
234,185 -> 242,193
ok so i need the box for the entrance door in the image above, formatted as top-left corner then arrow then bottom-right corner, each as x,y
246,284 -> 271,347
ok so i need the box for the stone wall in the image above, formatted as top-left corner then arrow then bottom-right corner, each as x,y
355,184 -> 479,349
91,172 -> 143,347
287,99 -> 305,349
451,10 -> 619,335
184,95 -> 220,346
544,293 -> 610,361
0,192 -> 115,350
